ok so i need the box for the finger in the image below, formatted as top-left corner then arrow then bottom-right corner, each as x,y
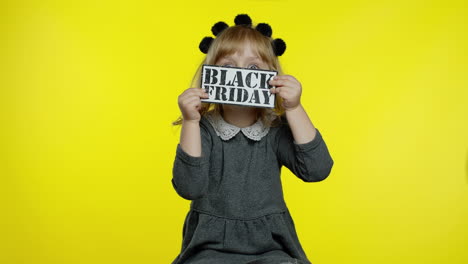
199,89 -> 209,98
270,83 -> 299,95
184,87 -> 204,95
275,88 -> 295,99
279,90 -> 292,100
179,92 -> 197,103
184,96 -> 203,107
181,97 -> 201,110
273,75 -> 300,87
187,88 -> 208,97
268,79 -> 281,86
269,79 -> 291,87
186,88 -> 209,99
198,91 -> 209,99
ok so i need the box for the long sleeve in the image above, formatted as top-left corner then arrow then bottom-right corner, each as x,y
172,121 -> 212,200
273,121 -> 334,182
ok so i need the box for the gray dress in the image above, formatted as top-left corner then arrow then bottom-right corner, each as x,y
171,111 -> 334,264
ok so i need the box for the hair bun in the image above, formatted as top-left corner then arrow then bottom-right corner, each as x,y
199,37 -> 214,54
212,21 -> 228,36
234,14 -> 252,27
272,38 -> 286,56
255,23 -> 272,38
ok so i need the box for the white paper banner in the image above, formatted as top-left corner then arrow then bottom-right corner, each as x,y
200,65 -> 277,108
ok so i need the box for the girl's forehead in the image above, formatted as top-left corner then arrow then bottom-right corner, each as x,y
220,50 -> 260,59
220,43 -> 261,59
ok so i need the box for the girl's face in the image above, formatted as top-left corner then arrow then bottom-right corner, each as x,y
215,42 -> 269,70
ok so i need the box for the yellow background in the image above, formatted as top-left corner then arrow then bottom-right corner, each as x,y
1,0 -> 467,263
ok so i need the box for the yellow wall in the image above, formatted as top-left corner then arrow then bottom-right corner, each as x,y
1,0 -> 467,263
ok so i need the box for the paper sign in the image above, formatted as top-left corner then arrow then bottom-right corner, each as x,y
200,65 -> 277,108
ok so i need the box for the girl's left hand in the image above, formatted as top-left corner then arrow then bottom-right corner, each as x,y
269,75 -> 302,111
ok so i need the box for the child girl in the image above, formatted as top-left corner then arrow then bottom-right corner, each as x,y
171,14 -> 334,264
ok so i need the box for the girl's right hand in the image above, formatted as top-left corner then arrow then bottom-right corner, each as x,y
177,88 -> 209,123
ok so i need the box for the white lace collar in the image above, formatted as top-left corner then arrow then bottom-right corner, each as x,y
204,111 -> 270,141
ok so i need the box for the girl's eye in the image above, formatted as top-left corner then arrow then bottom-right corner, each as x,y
248,64 -> 259,69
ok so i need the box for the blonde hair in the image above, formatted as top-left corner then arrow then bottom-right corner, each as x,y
173,25 -> 285,127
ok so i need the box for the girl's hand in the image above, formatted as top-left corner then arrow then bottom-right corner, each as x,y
269,75 -> 302,111
178,88 -> 209,122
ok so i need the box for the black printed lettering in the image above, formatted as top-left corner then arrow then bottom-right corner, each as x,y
245,72 -> 258,88
204,68 -> 219,85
